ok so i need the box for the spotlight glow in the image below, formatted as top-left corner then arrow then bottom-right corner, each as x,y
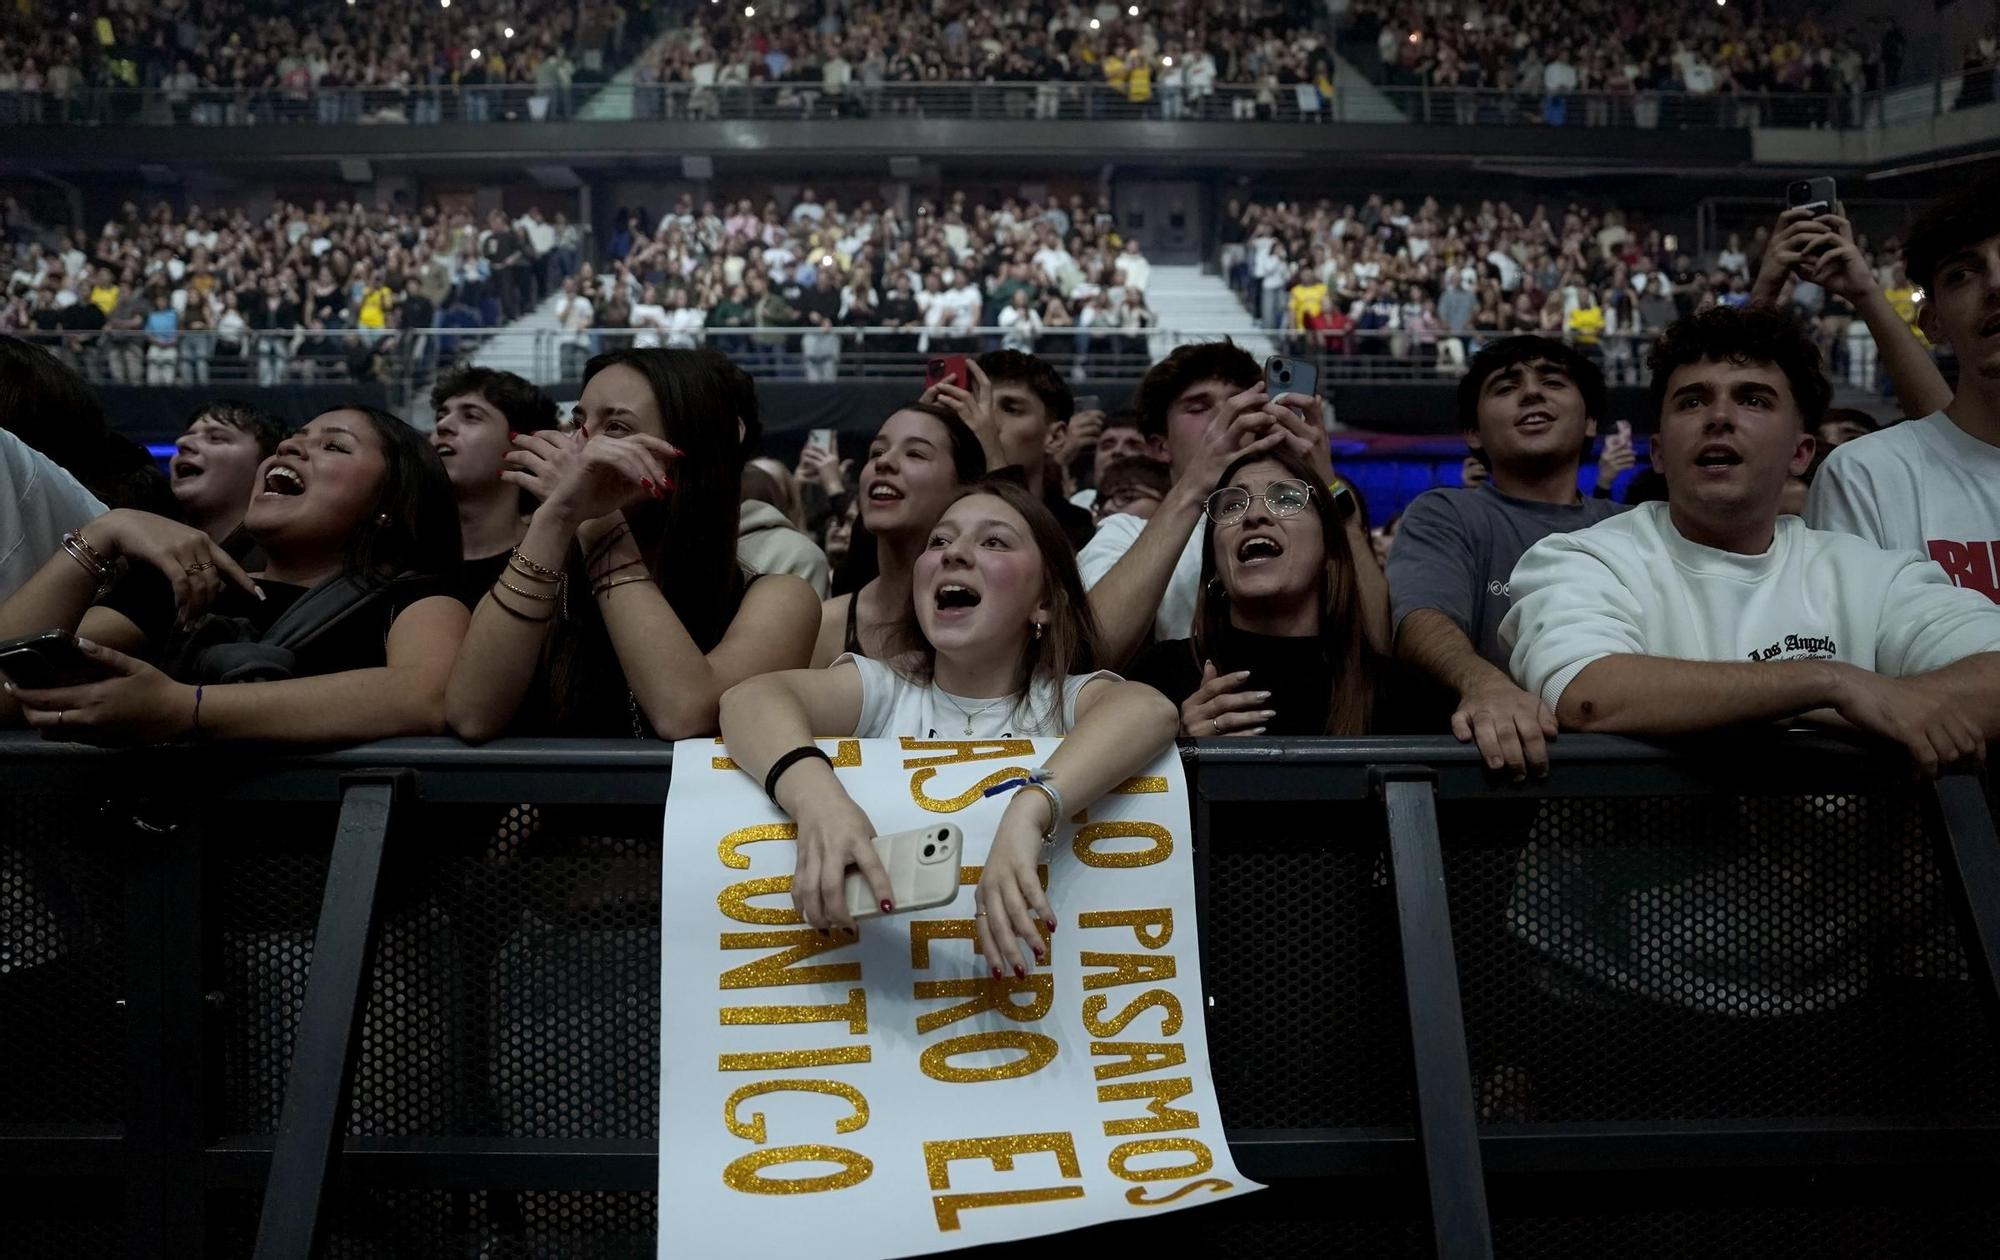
503,25 -> 514,36
469,47 -> 481,59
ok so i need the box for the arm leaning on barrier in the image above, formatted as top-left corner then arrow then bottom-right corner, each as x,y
974,678 -> 1178,980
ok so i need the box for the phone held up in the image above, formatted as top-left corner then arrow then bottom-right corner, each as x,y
1264,354 -> 1319,406
0,629 -> 116,691
926,354 -> 971,393
807,428 -> 837,456
1786,177 -> 1838,215
844,823 -> 964,921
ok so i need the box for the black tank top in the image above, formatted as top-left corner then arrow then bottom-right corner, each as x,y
842,590 -> 864,656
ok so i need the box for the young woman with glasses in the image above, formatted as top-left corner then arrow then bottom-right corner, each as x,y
1127,446 -> 1389,736
721,479 -> 1178,979
0,406 -> 468,744
445,348 -> 820,740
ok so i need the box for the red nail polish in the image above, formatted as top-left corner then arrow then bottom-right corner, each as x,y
640,478 -> 654,493
991,965 -> 1002,979
1045,920 -> 1056,933
660,475 -> 676,492
1013,964 -> 1026,979
879,899 -> 893,913
508,429 -> 520,440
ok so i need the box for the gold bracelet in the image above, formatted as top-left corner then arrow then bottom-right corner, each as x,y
62,535 -> 110,584
593,573 -> 652,596
486,590 -> 556,623
508,548 -> 562,580
506,554 -> 561,584
588,557 -> 646,583
496,576 -> 559,602
64,530 -> 112,572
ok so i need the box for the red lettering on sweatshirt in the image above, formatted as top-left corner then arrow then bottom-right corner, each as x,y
1928,539 -> 2000,602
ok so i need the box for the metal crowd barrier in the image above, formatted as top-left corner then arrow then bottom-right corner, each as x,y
2,731 -> 1998,1258
0,76 -> 1975,130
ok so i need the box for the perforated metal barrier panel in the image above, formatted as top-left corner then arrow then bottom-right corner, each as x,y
3,738 -> 1998,1259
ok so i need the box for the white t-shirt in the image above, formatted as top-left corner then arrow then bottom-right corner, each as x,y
1806,412 -> 2000,604
836,653 -> 1118,739
0,428 -> 107,604
1502,501 -> 2000,711
628,303 -> 668,348
1077,511 -> 1204,645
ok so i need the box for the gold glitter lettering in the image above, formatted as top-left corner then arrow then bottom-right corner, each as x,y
718,823 -> 797,870
724,1079 -> 868,1145
1089,1040 -> 1187,1081
1079,907 -> 1174,949
1081,950 -> 1178,991
910,918 -> 978,968
1110,776 -> 1169,794
721,1144 -> 872,1195
919,1030 -> 1059,1083
718,1045 -> 873,1072
914,974 -> 1054,1035
911,765 -> 1032,814
899,738 -> 1036,769
717,876 -> 799,925
1072,820 -> 1173,868
1082,989 -> 1184,1039
932,1187 -> 1086,1231
720,988 -> 868,1034
1125,1179 -> 1234,1206
922,1131 -> 1082,1189
1107,1138 -> 1214,1182
924,1132 -> 1085,1230
720,930 -> 860,991
1096,1076 -> 1198,1135
715,740 -> 860,772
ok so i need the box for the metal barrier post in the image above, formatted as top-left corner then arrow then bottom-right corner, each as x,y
1374,766 -> 1494,1260
1928,773 -> 2000,1032
251,769 -> 412,1260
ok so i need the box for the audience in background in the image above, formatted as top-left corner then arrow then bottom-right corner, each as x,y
740,456 -> 832,597
1090,455 -> 1169,523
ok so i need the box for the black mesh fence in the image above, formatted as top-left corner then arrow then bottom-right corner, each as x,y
5,745 -> 2000,1258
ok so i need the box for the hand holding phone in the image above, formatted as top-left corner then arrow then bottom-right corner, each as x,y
844,824 -> 964,921
807,428 -> 836,456
0,629 -> 118,690
1264,354 -> 1318,403
1786,177 -> 1837,215
925,354 -> 971,392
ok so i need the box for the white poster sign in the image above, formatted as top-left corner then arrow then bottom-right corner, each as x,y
658,737 -> 1258,1258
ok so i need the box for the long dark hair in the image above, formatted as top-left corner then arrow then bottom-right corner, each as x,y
546,348 -> 748,733
1194,446 -> 1374,736
327,405 -> 463,583
830,399 -> 987,595
886,479 -> 1100,732
0,335 -> 174,515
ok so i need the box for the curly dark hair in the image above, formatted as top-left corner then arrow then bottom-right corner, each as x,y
1132,340 -> 1260,440
1456,335 -> 1608,434
1646,306 -> 1830,430
1903,179 -> 2000,294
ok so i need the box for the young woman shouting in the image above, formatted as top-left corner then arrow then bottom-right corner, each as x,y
0,406 -> 467,744
722,480 -> 1178,978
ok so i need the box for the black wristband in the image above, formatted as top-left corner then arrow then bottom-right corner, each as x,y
765,745 -> 834,803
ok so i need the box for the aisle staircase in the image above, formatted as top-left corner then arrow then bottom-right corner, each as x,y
1142,265 -> 1275,360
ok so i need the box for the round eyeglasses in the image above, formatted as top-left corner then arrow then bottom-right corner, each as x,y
1204,479 -> 1313,526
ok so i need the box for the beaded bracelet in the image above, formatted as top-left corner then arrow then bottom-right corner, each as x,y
497,577 -> 559,602
508,548 -> 562,580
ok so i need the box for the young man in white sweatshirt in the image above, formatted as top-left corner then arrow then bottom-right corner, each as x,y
1504,306 -> 2000,777
1806,182 -> 2000,602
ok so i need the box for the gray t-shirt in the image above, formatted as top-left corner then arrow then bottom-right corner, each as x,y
1388,482 -> 1628,667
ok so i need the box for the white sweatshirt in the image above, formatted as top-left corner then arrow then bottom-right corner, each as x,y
1806,412 -> 2000,604
1501,501 -> 2000,712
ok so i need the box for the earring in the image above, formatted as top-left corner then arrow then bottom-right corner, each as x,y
1206,578 -> 1227,598
376,513 -> 391,526
1032,621 -> 1045,641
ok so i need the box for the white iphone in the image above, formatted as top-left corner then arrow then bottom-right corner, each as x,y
845,824 -> 964,920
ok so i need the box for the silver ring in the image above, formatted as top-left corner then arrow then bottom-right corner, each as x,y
55,709 -> 65,727
975,909 -> 988,918
184,560 -> 215,574
1209,718 -> 1220,735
